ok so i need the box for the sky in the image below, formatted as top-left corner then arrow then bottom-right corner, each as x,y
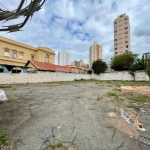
0,0 -> 150,64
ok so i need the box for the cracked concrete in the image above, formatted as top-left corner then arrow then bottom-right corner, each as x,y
0,82 -> 150,150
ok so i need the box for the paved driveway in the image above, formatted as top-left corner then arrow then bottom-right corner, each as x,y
0,82 -> 150,150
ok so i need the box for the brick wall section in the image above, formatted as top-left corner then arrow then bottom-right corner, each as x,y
0,71 -> 149,84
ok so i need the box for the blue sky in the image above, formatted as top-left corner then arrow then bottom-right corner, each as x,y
0,0 -> 150,64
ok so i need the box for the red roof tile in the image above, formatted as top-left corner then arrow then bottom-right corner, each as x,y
26,60 -> 73,73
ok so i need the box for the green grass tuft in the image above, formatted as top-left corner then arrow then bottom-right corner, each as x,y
107,92 -> 124,102
126,104 -> 140,109
97,96 -> 100,101
50,143 -> 63,150
0,85 -> 12,88
0,130 -> 8,149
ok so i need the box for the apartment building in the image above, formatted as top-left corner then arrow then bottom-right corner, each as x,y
71,60 -> 84,67
0,36 -> 55,73
114,13 -> 131,56
58,49 -> 71,66
142,52 -> 150,59
89,41 -> 102,68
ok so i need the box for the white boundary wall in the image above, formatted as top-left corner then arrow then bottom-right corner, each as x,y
0,72 -> 91,84
0,71 -> 149,84
91,71 -> 149,81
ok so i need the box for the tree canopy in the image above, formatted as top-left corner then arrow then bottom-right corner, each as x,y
92,59 -> 107,75
110,52 -> 138,71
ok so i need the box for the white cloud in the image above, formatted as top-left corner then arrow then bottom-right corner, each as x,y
0,0 -> 150,64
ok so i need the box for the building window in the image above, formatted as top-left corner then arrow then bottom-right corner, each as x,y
125,45 -> 128,48
124,22 -> 128,25
114,30 -> 117,33
31,55 -> 34,60
125,50 -> 128,52
125,41 -> 128,43
114,22 -> 117,24
114,26 -> 117,29
20,52 -> 24,59
115,48 -> 117,50
114,43 -> 118,46
46,54 -> 49,63
4,50 -> 9,57
125,27 -> 128,30
124,18 -> 128,21
12,51 -> 17,59
125,36 -> 128,39
115,52 -> 118,54
114,39 -> 117,42
125,31 -> 128,34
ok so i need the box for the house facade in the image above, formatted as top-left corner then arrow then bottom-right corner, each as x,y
0,36 -> 55,73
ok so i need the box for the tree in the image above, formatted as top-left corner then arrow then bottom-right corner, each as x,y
145,58 -> 150,81
0,0 -> 46,32
129,58 -> 147,81
92,59 -> 107,75
110,52 -> 138,71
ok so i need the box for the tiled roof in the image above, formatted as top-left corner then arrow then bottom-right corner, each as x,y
26,60 -> 73,73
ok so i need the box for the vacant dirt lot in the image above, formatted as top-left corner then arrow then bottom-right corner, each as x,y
0,81 -> 150,150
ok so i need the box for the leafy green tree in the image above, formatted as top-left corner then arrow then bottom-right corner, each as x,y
145,58 -> 150,81
110,52 -> 138,71
129,58 -> 146,81
92,59 -> 107,75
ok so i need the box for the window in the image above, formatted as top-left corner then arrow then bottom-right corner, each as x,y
115,48 -> 117,50
46,54 -> 49,63
20,52 -> 24,59
12,51 -> 17,59
120,15 -> 123,17
124,18 -> 128,21
125,41 -> 128,43
114,22 -> 117,24
114,30 -> 117,33
114,26 -> 117,29
31,55 -> 34,60
4,50 -> 9,57
125,31 -> 128,34
125,27 -> 128,30
125,36 -> 128,39
124,22 -> 128,25
125,50 -> 128,52
125,45 -> 128,48
114,39 -> 117,42
114,43 -> 118,46
115,52 -> 118,54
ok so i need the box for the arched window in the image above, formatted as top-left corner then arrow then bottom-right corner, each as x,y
12,51 -> 17,59
46,54 -> 49,63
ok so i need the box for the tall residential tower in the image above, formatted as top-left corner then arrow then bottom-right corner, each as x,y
58,49 -> 71,66
114,13 -> 131,56
89,41 -> 102,68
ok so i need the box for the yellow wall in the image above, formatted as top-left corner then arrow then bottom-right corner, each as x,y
27,62 -> 38,71
0,36 -> 55,66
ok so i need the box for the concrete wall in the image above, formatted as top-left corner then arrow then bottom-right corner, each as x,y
0,72 -> 91,84
91,71 -> 149,81
0,71 -> 149,84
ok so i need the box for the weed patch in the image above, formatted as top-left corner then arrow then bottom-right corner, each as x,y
6,96 -> 14,102
126,104 -> 140,109
0,85 -> 12,88
50,143 -> 63,150
97,96 -> 100,101
107,92 -> 124,102
0,131 -> 8,149
127,95 -> 147,103
12,87 -> 16,90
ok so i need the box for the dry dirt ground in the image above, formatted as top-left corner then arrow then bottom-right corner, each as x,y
0,81 -> 150,150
